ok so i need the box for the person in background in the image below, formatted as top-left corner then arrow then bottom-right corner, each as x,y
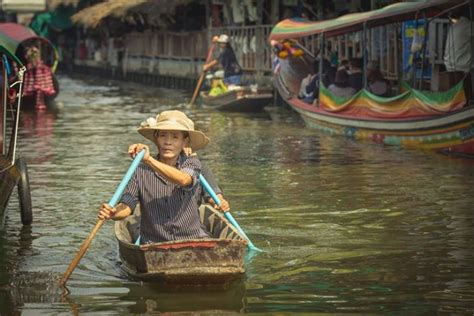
22,44 -> 56,110
300,60 -> 321,104
321,58 -> 336,87
337,59 -> 350,72
203,34 -> 243,85
328,69 -> 356,98
97,110 -> 229,244
367,63 -> 388,96
348,58 -> 363,92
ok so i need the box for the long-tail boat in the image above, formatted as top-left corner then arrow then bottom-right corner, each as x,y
114,204 -> 247,284
0,23 -> 59,111
269,0 -> 474,156
0,45 -> 32,225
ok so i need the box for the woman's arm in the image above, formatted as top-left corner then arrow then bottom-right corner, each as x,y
203,59 -> 218,72
129,143 -> 194,187
145,157 -> 193,186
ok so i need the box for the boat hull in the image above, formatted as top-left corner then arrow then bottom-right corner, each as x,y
201,87 -> 273,112
0,161 -> 19,217
274,57 -> 474,156
115,204 -> 247,284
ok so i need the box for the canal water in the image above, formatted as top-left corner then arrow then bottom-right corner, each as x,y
1,75 -> 473,314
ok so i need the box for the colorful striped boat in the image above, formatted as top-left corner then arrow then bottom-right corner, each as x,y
270,0 -> 474,156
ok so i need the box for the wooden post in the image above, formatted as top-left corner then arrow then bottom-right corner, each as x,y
362,22 -> 367,89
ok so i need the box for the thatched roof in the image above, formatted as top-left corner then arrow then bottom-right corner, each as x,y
71,0 -> 196,28
47,0 -> 80,11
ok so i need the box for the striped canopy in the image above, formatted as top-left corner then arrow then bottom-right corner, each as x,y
269,0 -> 468,40
0,23 -> 41,53
0,23 -> 58,71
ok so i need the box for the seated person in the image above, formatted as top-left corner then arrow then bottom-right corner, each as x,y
328,69 -> 356,98
322,58 -> 335,87
367,67 -> 388,96
298,60 -> 320,103
298,73 -> 314,99
348,58 -> 363,92
98,110 -> 226,244
337,59 -> 350,72
305,60 -> 322,104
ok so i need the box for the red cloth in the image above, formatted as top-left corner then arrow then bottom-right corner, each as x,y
23,60 -> 55,110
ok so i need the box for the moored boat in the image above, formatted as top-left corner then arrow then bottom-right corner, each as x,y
115,204 -> 247,284
0,45 -> 32,225
0,23 -> 59,111
200,86 -> 273,112
270,0 -> 474,156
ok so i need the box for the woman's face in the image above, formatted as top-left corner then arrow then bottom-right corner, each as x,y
155,130 -> 189,159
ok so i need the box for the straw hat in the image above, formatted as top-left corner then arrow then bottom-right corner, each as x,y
138,110 -> 209,150
217,34 -> 229,43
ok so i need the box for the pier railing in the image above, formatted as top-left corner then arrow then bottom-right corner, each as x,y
74,25 -> 274,80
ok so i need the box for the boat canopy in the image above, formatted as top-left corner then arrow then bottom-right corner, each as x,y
269,0 -> 469,40
0,23 -> 58,71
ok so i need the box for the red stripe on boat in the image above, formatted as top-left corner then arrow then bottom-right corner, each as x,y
142,241 -> 218,250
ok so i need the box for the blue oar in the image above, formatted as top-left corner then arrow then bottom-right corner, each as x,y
60,150 -> 145,287
199,174 -> 262,252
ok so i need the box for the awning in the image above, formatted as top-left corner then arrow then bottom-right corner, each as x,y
71,0 -> 148,28
71,0 -> 195,28
1,0 -> 46,12
0,23 -> 38,53
30,6 -> 75,37
0,23 -> 59,71
269,0 -> 469,40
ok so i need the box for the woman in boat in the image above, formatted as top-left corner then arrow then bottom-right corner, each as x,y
98,110 -> 229,244
203,34 -> 243,85
22,44 -> 56,110
328,69 -> 356,98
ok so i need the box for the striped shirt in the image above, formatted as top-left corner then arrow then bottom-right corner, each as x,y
120,153 -> 210,244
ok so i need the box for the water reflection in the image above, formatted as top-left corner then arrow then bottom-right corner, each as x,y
20,110 -> 57,164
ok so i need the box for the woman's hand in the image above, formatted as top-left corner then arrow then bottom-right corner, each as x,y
208,194 -> 230,212
128,143 -> 150,162
98,203 -> 116,220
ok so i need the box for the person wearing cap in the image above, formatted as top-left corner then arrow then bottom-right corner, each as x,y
97,110 -> 229,244
203,34 -> 243,85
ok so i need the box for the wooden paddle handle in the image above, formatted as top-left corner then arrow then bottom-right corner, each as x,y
190,42 -> 216,106
190,73 -> 206,106
59,219 -> 105,287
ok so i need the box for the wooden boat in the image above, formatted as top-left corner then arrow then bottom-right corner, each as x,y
200,86 -> 273,112
114,204 -> 247,284
0,45 -> 32,225
270,0 -> 474,156
0,23 -> 59,111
